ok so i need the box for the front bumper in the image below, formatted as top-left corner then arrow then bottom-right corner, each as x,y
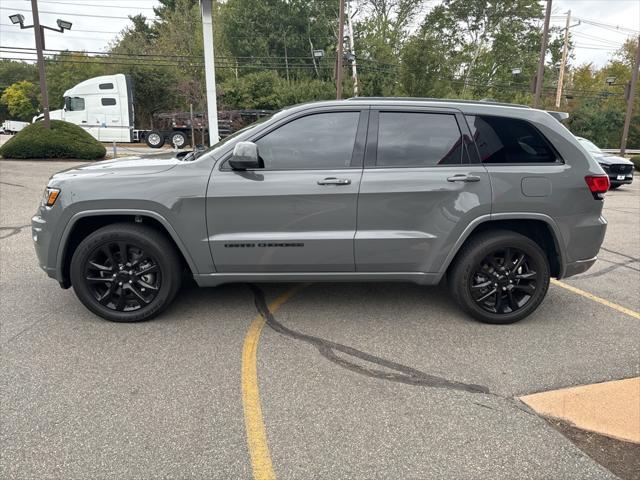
602,165 -> 634,185
32,214 -> 57,280
563,256 -> 597,278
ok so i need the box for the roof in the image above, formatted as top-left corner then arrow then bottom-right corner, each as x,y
345,96 -> 532,109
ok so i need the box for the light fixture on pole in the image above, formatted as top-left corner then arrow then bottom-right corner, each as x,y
7,1 -> 72,129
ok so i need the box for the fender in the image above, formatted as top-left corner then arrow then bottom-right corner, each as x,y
56,209 -> 199,279
436,212 -> 566,280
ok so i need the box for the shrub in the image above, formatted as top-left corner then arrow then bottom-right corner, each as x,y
0,120 -> 106,160
631,155 -> 640,172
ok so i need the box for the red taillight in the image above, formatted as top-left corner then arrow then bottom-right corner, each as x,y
585,175 -> 610,195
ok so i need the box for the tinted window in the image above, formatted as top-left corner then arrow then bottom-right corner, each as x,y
256,112 -> 359,169
376,112 -> 463,167
466,115 -> 557,163
66,97 -> 85,111
101,98 -> 117,106
99,83 -> 114,90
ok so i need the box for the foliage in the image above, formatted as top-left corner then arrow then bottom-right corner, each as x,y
630,155 -> 640,172
0,81 -> 40,121
0,120 -> 106,160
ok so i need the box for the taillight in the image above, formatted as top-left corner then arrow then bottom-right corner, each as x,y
585,175 -> 609,199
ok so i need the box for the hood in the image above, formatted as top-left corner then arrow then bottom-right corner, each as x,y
592,153 -> 634,165
49,155 -> 180,183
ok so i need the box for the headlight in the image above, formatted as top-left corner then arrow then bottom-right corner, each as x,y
42,187 -> 60,207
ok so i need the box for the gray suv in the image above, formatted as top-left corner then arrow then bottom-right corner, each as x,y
32,98 -> 609,324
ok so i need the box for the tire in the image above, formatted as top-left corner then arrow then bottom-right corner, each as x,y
448,230 -> 550,324
145,130 -> 165,148
70,223 -> 182,322
170,131 -> 188,148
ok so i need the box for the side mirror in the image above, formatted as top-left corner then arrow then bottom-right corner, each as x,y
229,141 -> 264,170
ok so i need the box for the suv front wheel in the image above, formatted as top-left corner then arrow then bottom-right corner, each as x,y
449,230 -> 550,324
70,223 -> 182,322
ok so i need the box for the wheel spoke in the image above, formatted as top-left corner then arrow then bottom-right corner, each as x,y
471,280 -> 492,290
115,290 -> 127,311
495,291 -> 504,313
128,284 -> 150,304
512,254 -> 526,272
86,276 -> 113,284
513,283 -> 536,295
507,291 -> 519,311
98,283 -> 117,305
136,279 -> 158,291
89,261 -> 112,272
118,242 -> 129,265
475,288 -> 497,303
101,245 -> 116,267
136,264 -> 158,276
515,271 -> 536,280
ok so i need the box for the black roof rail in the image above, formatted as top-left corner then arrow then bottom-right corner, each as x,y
345,96 -> 532,109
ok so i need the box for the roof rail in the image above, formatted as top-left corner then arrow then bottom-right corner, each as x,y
345,96 -> 531,109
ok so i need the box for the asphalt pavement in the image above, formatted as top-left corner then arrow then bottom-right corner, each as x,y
1,159 -> 638,479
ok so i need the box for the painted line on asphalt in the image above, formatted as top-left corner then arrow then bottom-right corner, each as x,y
551,279 -> 640,319
241,287 -> 302,480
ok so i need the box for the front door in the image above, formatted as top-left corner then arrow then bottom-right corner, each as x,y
207,108 -> 368,272
355,107 -> 492,272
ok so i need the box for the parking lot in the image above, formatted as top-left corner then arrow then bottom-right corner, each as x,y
1,159 -> 638,479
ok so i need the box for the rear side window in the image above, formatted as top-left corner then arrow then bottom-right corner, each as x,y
256,112 -> 360,169
101,98 -> 117,106
466,115 -> 557,163
376,112 -> 463,167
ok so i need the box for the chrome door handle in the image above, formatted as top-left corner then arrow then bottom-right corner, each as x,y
447,174 -> 481,183
317,177 -> 351,185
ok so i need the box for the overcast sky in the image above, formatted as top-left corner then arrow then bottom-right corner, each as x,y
1,0 -> 638,69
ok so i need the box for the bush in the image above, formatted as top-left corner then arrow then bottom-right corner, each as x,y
0,120 -> 106,160
631,155 -> 640,172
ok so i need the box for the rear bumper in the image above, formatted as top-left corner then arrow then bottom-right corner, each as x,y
563,256 -> 597,278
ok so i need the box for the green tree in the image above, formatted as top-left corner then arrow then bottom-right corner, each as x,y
0,80 -> 40,120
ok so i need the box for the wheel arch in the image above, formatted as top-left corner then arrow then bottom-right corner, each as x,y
57,210 -> 197,288
442,214 -> 565,279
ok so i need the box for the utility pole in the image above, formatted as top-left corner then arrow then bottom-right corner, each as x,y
201,0 -> 219,146
346,0 -> 359,97
533,0 -> 552,109
31,0 -> 50,129
620,35 -> 640,155
336,0 -> 346,99
554,10 -> 571,108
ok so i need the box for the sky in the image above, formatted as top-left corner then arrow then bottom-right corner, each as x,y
0,0 -> 639,69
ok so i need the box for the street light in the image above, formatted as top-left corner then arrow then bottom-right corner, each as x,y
9,13 -> 25,25
56,19 -> 72,31
606,76 -> 617,86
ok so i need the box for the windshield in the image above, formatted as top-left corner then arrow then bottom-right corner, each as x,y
578,138 -> 602,154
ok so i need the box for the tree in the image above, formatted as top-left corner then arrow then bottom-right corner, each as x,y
0,81 -> 40,121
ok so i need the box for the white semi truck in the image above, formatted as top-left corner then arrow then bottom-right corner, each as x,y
33,73 -> 270,147
34,74 -> 136,143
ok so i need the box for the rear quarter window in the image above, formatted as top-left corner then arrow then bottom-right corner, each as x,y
466,115 -> 559,164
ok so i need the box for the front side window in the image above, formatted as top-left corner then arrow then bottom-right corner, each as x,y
65,97 -> 85,111
255,112 -> 360,169
466,115 -> 557,163
376,112 -> 463,167
101,98 -> 117,106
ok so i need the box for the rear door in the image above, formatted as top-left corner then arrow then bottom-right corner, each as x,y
207,107 -> 368,272
355,107 -> 492,272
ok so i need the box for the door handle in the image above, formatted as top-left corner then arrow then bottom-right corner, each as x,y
447,174 -> 481,183
317,177 -> 351,185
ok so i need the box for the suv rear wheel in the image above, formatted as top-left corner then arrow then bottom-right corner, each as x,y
449,230 -> 550,324
70,223 -> 182,322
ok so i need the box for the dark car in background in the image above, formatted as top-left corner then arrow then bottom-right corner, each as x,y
577,137 -> 634,189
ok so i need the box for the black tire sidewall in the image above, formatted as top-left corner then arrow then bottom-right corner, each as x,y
70,226 -> 180,322
170,132 -> 188,148
452,232 -> 550,324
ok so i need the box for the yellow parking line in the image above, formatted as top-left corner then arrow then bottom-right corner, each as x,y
241,287 -> 301,480
551,279 -> 640,319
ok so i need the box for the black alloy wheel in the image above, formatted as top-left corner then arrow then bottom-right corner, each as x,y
469,247 -> 538,315
84,241 -> 161,312
70,223 -> 182,322
448,230 -> 550,324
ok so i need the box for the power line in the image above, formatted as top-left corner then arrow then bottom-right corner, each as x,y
2,0 -> 156,9
0,6 -> 158,21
